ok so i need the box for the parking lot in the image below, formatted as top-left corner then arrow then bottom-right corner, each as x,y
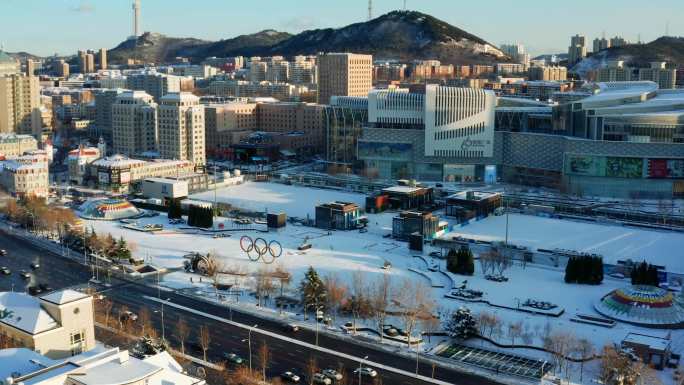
438,344 -> 551,379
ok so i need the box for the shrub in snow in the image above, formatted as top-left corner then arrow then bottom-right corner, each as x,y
446,247 -> 474,276
445,307 -> 478,340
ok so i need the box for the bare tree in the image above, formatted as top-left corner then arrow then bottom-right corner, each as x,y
306,356 -> 318,385
254,266 -> 274,307
99,297 -> 113,327
421,315 -> 441,343
574,338 -> 594,382
544,331 -> 575,379
370,272 -> 392,341
396,279 -> 435,348
324,273 -> 347,322
138,308 -> 152,337
344,271 -> 372,335
175,317 -> 190,355
199,325 -> 211,362
506,320 -> 523,345
258,340 -> 270,382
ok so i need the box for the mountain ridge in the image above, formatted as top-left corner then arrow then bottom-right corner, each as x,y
108,11 -> 508,65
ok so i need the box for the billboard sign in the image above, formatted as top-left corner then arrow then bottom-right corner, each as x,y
566,155 -> 606,177
649,159 -> 684,179
605,157 -> 644,179
358,141 -> 413,160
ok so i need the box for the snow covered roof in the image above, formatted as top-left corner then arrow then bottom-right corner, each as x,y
0,348 -> 58,381
91,155 -> 145,168
0,292 -> 59,335
40,289 -> 89,305
382,185 -> 427,194
623,332 -> 671,351
72,356 -> 162,385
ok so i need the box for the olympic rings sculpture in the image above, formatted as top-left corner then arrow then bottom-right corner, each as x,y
240,235 -> 283,264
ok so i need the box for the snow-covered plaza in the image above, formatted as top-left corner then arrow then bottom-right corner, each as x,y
79,181 -> 684,385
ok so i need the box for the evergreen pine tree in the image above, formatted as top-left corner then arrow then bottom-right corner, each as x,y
299,266 -> 327,312
446,249 -> 458,274
565,257 -> 575,283
168,199 -> 182,219
445,307 -> 478,340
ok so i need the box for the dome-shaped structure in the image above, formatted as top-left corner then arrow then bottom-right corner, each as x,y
79,198 -> 142,221
595,285 -> 684,328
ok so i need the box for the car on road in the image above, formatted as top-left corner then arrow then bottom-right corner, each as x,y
0,249 -> 6,256
120,311 -> 138,322
283,323 -> 299,333
428,251 -> 441,257
223,353 -> 244,365
353,367 -> 378,378
322,369 -> 343,381
280,371 -> 300,383
30,263 -> 40,270
28,286 -> 43,296
312,373 -> 332,385
19,271 -> 31,279
0,267 -> 10,275
38,283 -> 53,293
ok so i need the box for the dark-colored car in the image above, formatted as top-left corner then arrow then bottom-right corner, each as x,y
223,353 -> 244,365
28,286 -> 43,296
0,267 -> 10,275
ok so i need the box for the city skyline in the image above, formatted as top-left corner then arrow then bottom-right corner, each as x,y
1,0 -> 683,57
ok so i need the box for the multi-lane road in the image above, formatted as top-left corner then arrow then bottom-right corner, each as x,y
0,230 -> 505,385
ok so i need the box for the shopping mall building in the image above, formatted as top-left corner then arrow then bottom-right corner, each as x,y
326,82 -> 684,198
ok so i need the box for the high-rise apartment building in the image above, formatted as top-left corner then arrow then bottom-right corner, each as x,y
593,37 -> 610,53
52,60 -> 70,78
500,43 -> 531,69
291,56 -> 317,85
0,51 -> 20,76
0,74 -> 40,135
249,61 -> 268,82
112,91 -> 158,156
594,61 -> 677,89
126,72 -> 181,102
94,88 -> 125,138
528,65 -> 568,81
610,36 -> 627,48
568,34 -> 587,66
204,102 -> 258,156
99,48 -> 108,70
317,53 -> 373,105
158,92 -> 205,166
266,60 -> 289,83
78,50 -> 96,74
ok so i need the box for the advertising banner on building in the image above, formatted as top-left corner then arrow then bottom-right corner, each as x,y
565,155 -> 606,177
120,171 -> 131,184
358,141 -> 413,160
606,157 -> 644,179
648,159 -> 684,179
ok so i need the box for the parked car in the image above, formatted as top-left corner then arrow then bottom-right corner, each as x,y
358,228 -> 368,233
28,286 -> 43,296
30,263 -> 40,270
19,271 -> 31,279
223,353 -> 244,365
38,283 -> 53,293
322,369 -> 343,381
280,371 -> 301,383
312,373 -> 332,385
0,267 -> 10,275
120,311 -> 138,322
353,367 -> 378,378
428,251 -> 441,258
0,249 -> 6,256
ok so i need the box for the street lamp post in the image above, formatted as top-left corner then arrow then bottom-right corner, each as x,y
359,355 -> 368,385
315,305 -> 324,346
246,324 -> 258,371
415,346 -> 420,375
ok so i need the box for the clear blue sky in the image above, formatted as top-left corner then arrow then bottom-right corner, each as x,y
1,0 -> 682,57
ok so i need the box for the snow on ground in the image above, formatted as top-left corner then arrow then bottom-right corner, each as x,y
190,182 -> 367,218
78,182 -> 684,385
449,213 -> 684,272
